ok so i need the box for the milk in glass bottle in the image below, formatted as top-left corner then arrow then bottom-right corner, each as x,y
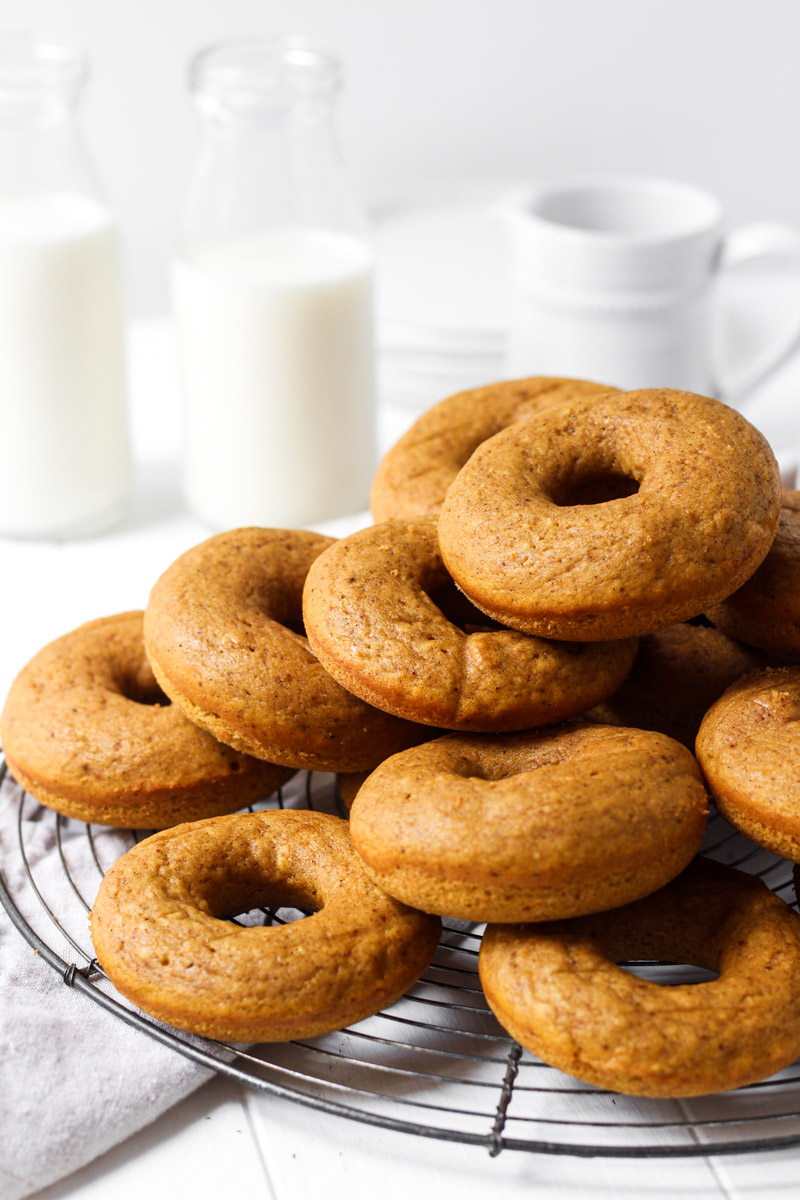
173,37 -> 376,529
0,34 -> 130,538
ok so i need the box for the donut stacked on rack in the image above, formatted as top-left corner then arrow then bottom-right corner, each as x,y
6,379 -> 800,1095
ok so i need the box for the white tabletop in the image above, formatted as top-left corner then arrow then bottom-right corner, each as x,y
6,254 -> 800,1200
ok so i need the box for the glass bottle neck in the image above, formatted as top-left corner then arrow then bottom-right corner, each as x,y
0,33 -> 88,126
0,106 -> 102,201
0,34 -> 103,203
178,35 -> 366,252
182,101 -> 366,249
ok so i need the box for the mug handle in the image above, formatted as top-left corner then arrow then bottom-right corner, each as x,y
714,222 -> 800,405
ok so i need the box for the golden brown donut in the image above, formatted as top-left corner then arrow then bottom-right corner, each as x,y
706,490 -> 800,657
585,622 -> 768,748
90,810 -> 441,1041
370,375 -> 619,522
349,724 -> 708,922
144,528 -> 429,773
0,612 -> 293,829
303,517 -> 638,731
437,389 -> 782,641
695,666 -> 800,860
479,858 -> 800,1097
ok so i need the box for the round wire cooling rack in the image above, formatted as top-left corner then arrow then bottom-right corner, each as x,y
3,750 -> 800,1160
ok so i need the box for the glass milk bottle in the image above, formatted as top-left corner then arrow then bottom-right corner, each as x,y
0,34 -> 130,538
173,36 -> 376,530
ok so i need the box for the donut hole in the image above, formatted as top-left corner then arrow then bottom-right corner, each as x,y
427,579 -> 505,634
620,960 -> 720,986
231,903 -> 310,928
596,925 -> 722,978
550,467 -> 640,507
446,757 -> 499,782
183,856 -> 324,921
448,746 -> 572,782
241,579 -> 307,639
117,665 -> 171,708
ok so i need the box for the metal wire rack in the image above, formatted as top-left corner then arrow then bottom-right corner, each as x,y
3,749 -> 800,1161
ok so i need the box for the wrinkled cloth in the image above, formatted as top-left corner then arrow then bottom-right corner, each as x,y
0,768 -> 214,1200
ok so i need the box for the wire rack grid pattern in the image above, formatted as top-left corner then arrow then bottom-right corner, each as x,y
3,753 -> 800,1160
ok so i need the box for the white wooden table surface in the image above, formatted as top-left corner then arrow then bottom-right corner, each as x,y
4,304 -> 800,1200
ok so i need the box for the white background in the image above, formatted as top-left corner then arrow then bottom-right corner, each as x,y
1,0 -> 798,314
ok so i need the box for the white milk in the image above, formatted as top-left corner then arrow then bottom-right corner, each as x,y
172,228 -> 376,529
0,193 -> 130,538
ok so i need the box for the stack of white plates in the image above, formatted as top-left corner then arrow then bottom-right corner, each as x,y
372,180 -> 516,449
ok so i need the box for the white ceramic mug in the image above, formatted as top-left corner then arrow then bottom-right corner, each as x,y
502,176 -> 800,403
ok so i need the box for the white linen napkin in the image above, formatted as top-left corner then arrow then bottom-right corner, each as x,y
0,768 -> 214,1200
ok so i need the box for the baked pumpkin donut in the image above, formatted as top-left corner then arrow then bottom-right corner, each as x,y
370,375 -> 618,522
695,666 -> 800,860
479,858 -> 800,1097
303,518 -> 638,731
90,810 -> 441,1041
349,724 -> 708,922
144,529 -> 429,773
438,389 -> 782,641
0,612 -> 293,828
706,490 -> 800,657
585,622 -> 768,748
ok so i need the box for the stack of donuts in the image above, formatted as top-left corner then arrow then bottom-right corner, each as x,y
5,379 -> 800,1098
